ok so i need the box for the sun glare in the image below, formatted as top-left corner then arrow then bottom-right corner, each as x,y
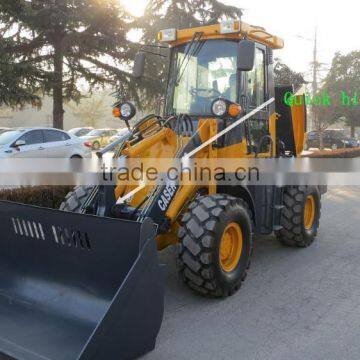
120,0 -> 148,17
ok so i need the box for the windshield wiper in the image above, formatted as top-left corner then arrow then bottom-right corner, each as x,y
175,32 -> 204,86
167,32 -> 205,115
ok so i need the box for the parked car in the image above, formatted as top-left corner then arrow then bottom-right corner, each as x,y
68,127 -> 94,137
0,128 -> 10,135
0,128 -> 92,158
306,130 -> 360,150
108,128 -> 130,143
80,129 -> 118,150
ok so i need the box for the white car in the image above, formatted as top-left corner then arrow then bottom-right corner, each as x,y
0,128 -> 10,135
0,128 -> 92,158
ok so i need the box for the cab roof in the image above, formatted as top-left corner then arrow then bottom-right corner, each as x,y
168,21 -> 284,50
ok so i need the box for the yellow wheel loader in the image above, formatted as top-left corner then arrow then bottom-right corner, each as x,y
0,20 -> 326,360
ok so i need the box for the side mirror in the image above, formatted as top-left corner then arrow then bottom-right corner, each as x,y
14,140 -> 26,148
238,40 -> 255,71
133,52 -> 146,79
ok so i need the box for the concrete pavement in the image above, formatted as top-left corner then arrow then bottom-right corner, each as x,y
0,187 -> 359,360
145,186 -> 360,360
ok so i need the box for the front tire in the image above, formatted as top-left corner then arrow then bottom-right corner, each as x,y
60,185 -> 94,212
177,194 -> 253,298
276,186 -> 322,248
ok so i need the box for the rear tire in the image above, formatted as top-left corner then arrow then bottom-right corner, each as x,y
177,194 -> 253,298
60,186 -> 94,212
276,186 -> 322,248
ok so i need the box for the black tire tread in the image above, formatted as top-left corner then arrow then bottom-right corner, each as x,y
59,185 -> 94,212
276,186 -> 321,248
178,194 -> 253,298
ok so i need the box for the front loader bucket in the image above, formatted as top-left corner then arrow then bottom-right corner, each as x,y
0,201 -> 164,360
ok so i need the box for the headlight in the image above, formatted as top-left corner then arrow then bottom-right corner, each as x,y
212,99 -> 228,117
211,99 -> 242,118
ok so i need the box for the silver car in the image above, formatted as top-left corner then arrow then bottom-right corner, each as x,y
0,128 -> 92,158
68,127 -> 94,137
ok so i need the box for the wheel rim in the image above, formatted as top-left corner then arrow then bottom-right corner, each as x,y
219,222 -> 243,272
304,195 -> 316,230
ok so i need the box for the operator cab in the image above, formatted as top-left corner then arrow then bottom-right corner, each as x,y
161,21 -> 284,155
128,20 -> 304,158
144,21 -> 282,114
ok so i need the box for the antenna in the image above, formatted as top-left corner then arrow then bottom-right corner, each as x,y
311,27 -> 319,132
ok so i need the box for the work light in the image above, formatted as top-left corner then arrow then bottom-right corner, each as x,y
158,28 -> 177,42
120,102 -> 136,120
112,102 -> 136,122
220,20 -> 241,34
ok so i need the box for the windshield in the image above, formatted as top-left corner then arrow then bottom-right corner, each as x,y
70,128 -> 92,136
69,128 -> 78,133
0,130 -> 24,146
87,130 -> 104,136
68,128 -> 81,135
166,39 -> 238,116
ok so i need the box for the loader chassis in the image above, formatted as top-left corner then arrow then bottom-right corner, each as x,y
0,21 -> 325,360
107,38 -> 289,241
75,23 -> 323,266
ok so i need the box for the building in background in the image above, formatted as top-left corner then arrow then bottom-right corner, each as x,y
0,91 -> 138,130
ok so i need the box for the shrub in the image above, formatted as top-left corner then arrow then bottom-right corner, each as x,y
305,147 -> 360,158
0,186 -> 73,209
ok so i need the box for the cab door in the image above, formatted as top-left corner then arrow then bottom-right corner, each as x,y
240,44 -> 270,155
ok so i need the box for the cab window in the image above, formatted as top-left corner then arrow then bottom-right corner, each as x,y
246,48 -> 266,107
245,47 -> 268,152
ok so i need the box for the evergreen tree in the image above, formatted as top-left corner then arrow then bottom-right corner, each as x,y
0,49 -> 42,108
274,59 -> 306,92
318,51 -> 360,137
142,0 -> 242,34
0,0 -> 136,129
